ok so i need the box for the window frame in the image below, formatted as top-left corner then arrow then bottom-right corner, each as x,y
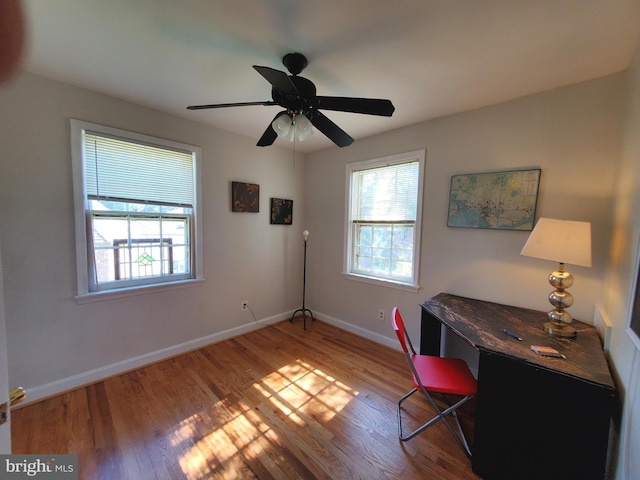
343,149 -> 425,292
71,119 -> 203,302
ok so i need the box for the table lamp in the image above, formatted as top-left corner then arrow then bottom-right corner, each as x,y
520,218 -> 592,337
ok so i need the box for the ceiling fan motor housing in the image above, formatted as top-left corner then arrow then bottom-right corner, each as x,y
272,75 -> 317,114
282,53 -> 308,75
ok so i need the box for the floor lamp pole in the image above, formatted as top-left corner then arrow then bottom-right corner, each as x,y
290,230 -> 314,330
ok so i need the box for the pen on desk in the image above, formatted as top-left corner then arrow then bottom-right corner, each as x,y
501,329 -> 523,341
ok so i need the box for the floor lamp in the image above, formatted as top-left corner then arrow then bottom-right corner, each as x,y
290,230 -> 314,330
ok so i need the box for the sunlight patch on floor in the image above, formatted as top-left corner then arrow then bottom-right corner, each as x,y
171,359 -> 357,478
255,359 -> 359,422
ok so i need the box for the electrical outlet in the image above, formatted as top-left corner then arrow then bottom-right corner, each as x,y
241,301 -> 249,311
378,308 -> 385,321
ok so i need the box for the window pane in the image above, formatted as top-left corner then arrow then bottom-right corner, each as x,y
372,255 -> 390,274
372,226 -> 391,248
352,223 -> 414,279
392,225 -> 413,250
358,225 -> 372,246
91,212 -> 190,284
391,260 -> 412,277
130,217 -> 160,239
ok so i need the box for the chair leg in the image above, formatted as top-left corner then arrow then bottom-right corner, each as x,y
444,396 -> 473,457
397,388 -> 473,458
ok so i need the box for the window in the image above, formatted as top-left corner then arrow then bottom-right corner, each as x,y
344,150 -> 425,290
71,120 -> 202,299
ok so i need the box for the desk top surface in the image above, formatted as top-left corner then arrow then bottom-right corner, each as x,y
421,293 -> 615,389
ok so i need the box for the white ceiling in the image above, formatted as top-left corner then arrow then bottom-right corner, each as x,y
20,0 -> 640,153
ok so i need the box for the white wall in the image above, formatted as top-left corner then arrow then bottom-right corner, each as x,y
602,40 -> 640,480
0,73 -> 307,401
306,73 -> 624,358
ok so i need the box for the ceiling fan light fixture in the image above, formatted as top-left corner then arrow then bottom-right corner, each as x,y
272,114 -> 293,137
295,114 -> 314,142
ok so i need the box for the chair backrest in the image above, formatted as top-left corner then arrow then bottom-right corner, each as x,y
392,307 -> 416,355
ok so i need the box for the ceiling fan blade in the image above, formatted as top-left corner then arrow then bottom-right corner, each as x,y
309,111 -> 354,147
316,96 -> 395,116
253,66 -> 299,96
187,101 -> 276,110
257,111 -> 288,147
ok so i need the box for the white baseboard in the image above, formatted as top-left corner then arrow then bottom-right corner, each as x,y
314,311 -> 400,351
19,309 -> 401,406
19,312 -> 285,406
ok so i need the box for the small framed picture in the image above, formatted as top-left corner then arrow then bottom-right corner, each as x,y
270,198 -> 293,224
231,181 -> 260,212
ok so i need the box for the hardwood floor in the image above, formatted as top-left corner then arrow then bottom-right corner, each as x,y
11,319 -> 481,479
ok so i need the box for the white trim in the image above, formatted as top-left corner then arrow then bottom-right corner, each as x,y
341,272 -> 420,293
75,278 -> 205,304
70,119 -> 203,298
15,309 -> 407,405
16,310 -> 286,406
315,311 -> 400,351
626,233 -> 640,350
343,149 -> 426,290
623,348 -> 640,480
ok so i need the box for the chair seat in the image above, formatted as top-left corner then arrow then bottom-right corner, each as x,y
410,354 -> 477,396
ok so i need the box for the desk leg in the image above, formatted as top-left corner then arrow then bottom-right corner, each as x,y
420,308 -> 444,356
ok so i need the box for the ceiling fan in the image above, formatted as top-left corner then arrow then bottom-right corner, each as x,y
187,53 -> 395,147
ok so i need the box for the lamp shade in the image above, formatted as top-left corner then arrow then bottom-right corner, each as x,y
296,114 -> 314,142
272,114 -> 293,137
520,218 -> 592,267
271,113 -> 315,142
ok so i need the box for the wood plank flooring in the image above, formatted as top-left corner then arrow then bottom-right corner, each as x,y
11,319 -> 481,479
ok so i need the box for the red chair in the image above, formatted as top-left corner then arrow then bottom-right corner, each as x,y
391,307 -> 477,457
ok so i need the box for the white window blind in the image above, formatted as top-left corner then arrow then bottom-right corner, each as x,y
351,161 -> 419,223
344,149 -> 424,291
83,132 -> 194,207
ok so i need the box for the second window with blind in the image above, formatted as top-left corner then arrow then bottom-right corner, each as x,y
344,150 -> 425,290
71,119 -> 202,298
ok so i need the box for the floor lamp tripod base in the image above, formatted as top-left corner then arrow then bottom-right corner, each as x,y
290,308 -> 314,330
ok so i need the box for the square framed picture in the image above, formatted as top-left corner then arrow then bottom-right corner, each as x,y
270,198 -> 293,224
231,181 -> 260,212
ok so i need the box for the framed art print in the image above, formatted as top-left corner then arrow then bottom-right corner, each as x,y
447,168 -> 540,230
270,198 -> 293,224
231,181 -> 260,212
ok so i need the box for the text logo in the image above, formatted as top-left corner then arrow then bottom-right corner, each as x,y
0,455 -> 78,479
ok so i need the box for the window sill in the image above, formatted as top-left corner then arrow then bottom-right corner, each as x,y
75,278 -> 205,304
341,272 -> 420,293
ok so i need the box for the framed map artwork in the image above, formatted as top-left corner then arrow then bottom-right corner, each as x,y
447,168 -> 540,230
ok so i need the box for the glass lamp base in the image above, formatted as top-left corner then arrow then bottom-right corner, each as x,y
543,321 -> 577,337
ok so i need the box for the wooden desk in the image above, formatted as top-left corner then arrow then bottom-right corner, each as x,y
421,293 -> 615,480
